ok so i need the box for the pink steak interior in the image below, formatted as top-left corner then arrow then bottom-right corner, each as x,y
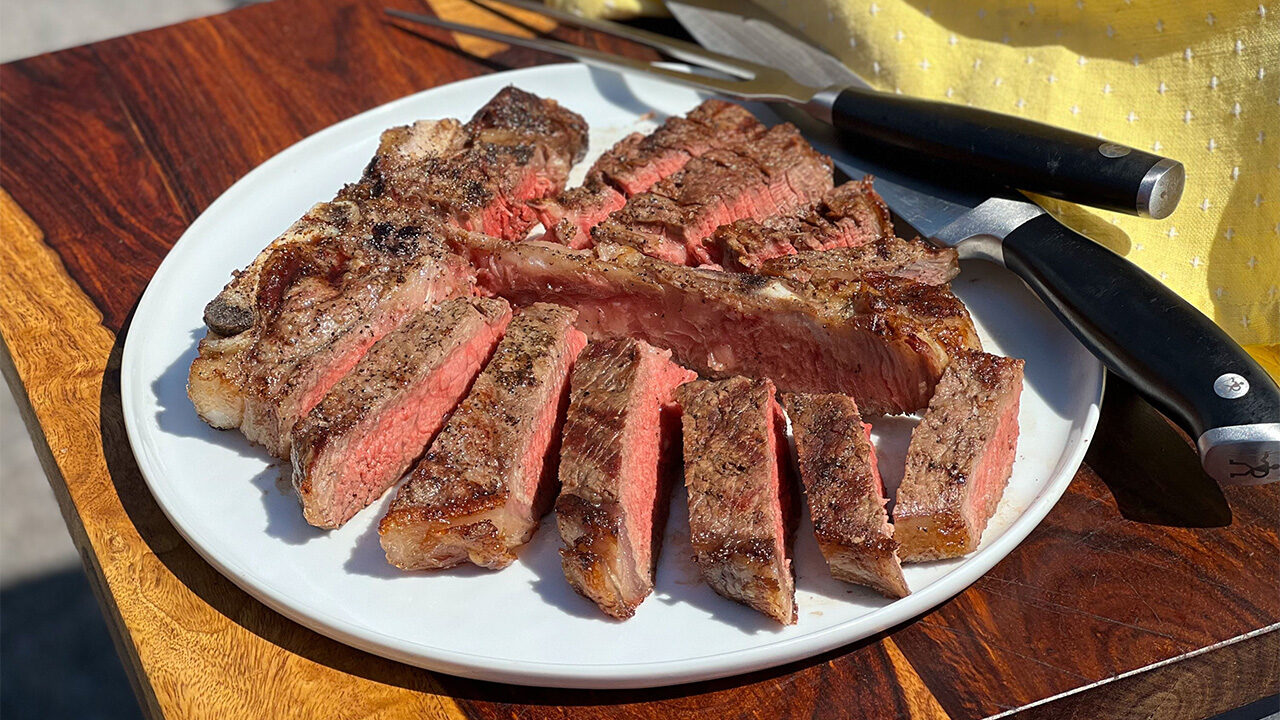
328,318 -> 507,524
513,326 -> 589,520
964,390 -> 1022,539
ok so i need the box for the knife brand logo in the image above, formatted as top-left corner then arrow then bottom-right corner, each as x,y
1228,453 -> 1278,480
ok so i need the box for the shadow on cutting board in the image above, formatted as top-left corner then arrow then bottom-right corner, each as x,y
1086,373 -> 1232,528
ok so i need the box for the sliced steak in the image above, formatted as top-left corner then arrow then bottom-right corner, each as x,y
190,88 -> 583,455
555,338 -> 696,619
678,377 -> 797,624
454,232 -> 979,415
894,350 -> 1025,562
754,236 -> 960,286
531,100 -> 764,247
344,86 -> 588,240
715,179 -> 893,272
783,393 -> 909,598
591,123 -> 834,266
290,297 -> 512,529
380,304 -> 588,570
189,218 -> 474,457
202,88 -> 584,340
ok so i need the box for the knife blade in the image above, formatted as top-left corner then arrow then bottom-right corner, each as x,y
668,0 -> 1280,487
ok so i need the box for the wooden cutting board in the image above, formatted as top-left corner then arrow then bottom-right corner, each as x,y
0,0 -> 1275,717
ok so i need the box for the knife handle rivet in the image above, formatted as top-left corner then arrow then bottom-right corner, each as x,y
1098,142 -> 1131,158
1214,373 -> 1250,399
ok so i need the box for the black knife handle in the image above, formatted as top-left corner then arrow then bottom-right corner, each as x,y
1000,213 -> 1280,485
822,86 -> 1185,219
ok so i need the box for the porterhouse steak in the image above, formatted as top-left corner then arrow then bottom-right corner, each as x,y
713,178 -> 894,272
189,88 -> 584,457
453,232 -> 978,414
783,393 -> 909,598
290,297 -> 511,529
590,123 -> 834,266
754,236 -> 960,287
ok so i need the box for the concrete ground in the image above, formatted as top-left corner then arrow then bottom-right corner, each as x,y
0,2 -> 1276,719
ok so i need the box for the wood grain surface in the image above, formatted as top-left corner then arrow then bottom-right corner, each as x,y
1,1 -> 1276,718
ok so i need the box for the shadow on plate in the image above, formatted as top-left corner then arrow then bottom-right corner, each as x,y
151,328 -> 262,458
249,464 -> 328,545
952,260 -> 1088,422
522,516 -> 614,621
341,497 -> 501,581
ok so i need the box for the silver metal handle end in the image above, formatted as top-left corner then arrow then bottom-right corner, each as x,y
1197,423 -> 1280,486
1137,158 -> 1185,220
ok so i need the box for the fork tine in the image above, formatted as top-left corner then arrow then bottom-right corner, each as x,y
466,0 -> 757,79
384,9 -> 805,102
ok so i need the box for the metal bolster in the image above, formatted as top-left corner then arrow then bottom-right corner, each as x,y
802,86 -> 843,124
934,197 -> 1047,265
1197,423 -> 1280,486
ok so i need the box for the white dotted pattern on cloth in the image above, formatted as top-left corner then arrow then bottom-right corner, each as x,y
753,0 -> 1279,345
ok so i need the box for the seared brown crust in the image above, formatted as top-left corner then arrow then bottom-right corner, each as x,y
189,88 -> 585,456
453,231 -> 980,414
379,303 -> 586,570
189,216 -> 473,456
339,87 -> 587,240
783,393 -> 909,598
531,100 -> 764,246
894,350 -> 1026,562
292,297 -> 509,458
754,236 -> 960,287
591,123 -> 833,266
555,338 -> 694,619
715,179 -> 894,272
289,297 -> 511,529
677,377 -> 797,624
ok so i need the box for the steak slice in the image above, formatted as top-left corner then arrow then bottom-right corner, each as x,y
590,123 -> 834,266
454,233 -> 979,415
678,377 -> 797,624
783,393 -> 909,598
555,338 -> 696,619
290,297 -> 512,529
189,218 -> 474,457
755,236 -> 960,287
380,303 -> 588,570
531,100 -> 765,247
894,350 -> 1025,562
343,86 -> 588,240
715,179 -> 893,272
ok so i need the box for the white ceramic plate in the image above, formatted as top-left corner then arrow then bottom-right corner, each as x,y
121,64 -> 1103,689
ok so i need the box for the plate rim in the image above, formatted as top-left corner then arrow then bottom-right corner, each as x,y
120,63 -> 1104,689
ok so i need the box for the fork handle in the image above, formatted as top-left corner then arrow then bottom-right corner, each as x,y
811,86 -> 1185,219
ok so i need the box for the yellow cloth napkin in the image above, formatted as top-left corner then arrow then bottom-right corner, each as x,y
746,0 -> 1276,362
